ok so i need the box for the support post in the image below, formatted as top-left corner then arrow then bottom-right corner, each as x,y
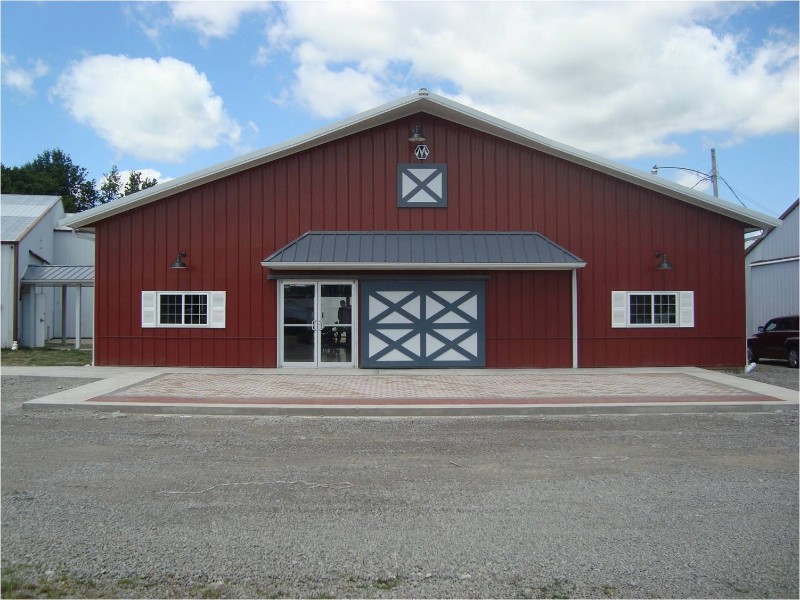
30,289 -> 36,348
571,269 -> 578,368
61,286 -> 67,346
74,286 -> 81,350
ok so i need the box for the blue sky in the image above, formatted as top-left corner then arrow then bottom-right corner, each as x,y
2,1 -> 798,218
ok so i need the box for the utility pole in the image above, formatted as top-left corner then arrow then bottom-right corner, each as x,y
650,149 -> 723,199
710,148 -> 719,198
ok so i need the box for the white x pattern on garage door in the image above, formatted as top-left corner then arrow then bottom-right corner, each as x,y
361,281 -> 485,368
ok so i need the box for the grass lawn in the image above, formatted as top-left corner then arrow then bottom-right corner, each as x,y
1,347 -> 92,367
1,563 -> 105,599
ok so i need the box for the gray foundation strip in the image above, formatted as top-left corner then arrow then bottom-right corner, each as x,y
22,399 -> 794,417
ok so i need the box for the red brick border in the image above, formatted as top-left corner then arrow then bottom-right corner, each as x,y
87,394 -> 773,406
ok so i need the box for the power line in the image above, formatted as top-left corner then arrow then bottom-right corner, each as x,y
653,149 -> 781,217
715,174 -> 747,208
715,171 -> 780,216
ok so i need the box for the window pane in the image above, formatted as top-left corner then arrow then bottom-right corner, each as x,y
653,294 -> 676,324
321,284 -> 353,325
184,294 -> 208,325
159,294 -> 182,324
629,294 -> 652,324
283,326 -> 314,362
283,284 -> 314,325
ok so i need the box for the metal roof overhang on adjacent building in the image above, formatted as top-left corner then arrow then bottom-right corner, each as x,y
21,265 -> 95,286
262,231 -> 586,271
1,195 -> 62,242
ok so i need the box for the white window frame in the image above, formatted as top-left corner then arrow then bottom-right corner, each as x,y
612,291 -> 694,328
141,291 -> 226,329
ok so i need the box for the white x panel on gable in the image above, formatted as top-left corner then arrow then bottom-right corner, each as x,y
397,164 -> 447,207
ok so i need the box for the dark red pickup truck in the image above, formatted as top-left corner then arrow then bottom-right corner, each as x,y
747,315 -> 799,368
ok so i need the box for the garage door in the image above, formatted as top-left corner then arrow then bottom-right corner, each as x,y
360,280 -> 485,368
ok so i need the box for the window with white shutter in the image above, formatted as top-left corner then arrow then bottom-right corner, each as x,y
611,291 -> 694,328
141,291 -> 225,329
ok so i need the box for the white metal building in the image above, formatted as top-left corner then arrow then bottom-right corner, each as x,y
1,194 -> 95,348
745,199 -> 799,335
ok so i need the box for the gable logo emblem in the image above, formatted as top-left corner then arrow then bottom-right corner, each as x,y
397,163 -> 447,207
413,144 -> 430,160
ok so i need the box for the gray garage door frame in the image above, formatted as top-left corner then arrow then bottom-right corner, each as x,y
360,279 -> 485,368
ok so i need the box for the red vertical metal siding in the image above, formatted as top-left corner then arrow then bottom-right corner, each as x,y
94,113 -> 747,367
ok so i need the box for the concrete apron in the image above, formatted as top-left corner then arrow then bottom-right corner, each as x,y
9,366 -> 798,417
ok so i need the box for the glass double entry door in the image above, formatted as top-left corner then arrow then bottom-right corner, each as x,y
280,281 -> 355,367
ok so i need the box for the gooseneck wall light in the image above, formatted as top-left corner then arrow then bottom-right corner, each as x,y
170,251 -> 188,269
408,125 -> 426,143
655,252 -> 673,270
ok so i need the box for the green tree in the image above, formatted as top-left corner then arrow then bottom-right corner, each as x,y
0,148 -> 98,212
1,151 -> 159,212
123,169 -> 157,196
98,164 -> 123,205
99,165 -> 158,203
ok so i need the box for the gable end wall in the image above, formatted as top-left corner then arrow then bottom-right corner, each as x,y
93,115 -> 747,367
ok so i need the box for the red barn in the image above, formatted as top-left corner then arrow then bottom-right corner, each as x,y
63,90 -> 778,369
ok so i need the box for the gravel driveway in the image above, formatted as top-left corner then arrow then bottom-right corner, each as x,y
723,361 -> 799,391
1,375 -> 798,599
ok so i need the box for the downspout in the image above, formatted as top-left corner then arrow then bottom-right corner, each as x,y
92,228 -> 98,366
91,283 -> 95,366
571,268 -> 579,368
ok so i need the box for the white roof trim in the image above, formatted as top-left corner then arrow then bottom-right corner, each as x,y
750,256 -> 799,267
260,261 -> 587,271
61,90 -> 780,230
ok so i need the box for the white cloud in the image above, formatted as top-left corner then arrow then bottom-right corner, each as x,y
2,55 -> 48,94
265,2 -> 798,159
170,1 -> 271,39
53,55 -> 242,162
100,168 -> 172,188
291,45 -> 396,118
121,168 -> 171,184
252,44 -> 270,67
122,3 -> 168,46
673,170 -> 712,194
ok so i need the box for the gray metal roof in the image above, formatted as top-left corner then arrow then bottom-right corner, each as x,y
61,90 -> 779,232
745,198 -> 798,257
21,265 -> 94,286
1,195 -> 61,242
262,231 -> 585,270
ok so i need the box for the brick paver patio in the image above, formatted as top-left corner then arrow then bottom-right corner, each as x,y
89,372 -> 772,405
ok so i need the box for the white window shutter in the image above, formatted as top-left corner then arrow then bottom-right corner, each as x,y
679,291 -> 694,328
141,291 -> 157,328
611,291 -> 627,328
210,291 -> 226,328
